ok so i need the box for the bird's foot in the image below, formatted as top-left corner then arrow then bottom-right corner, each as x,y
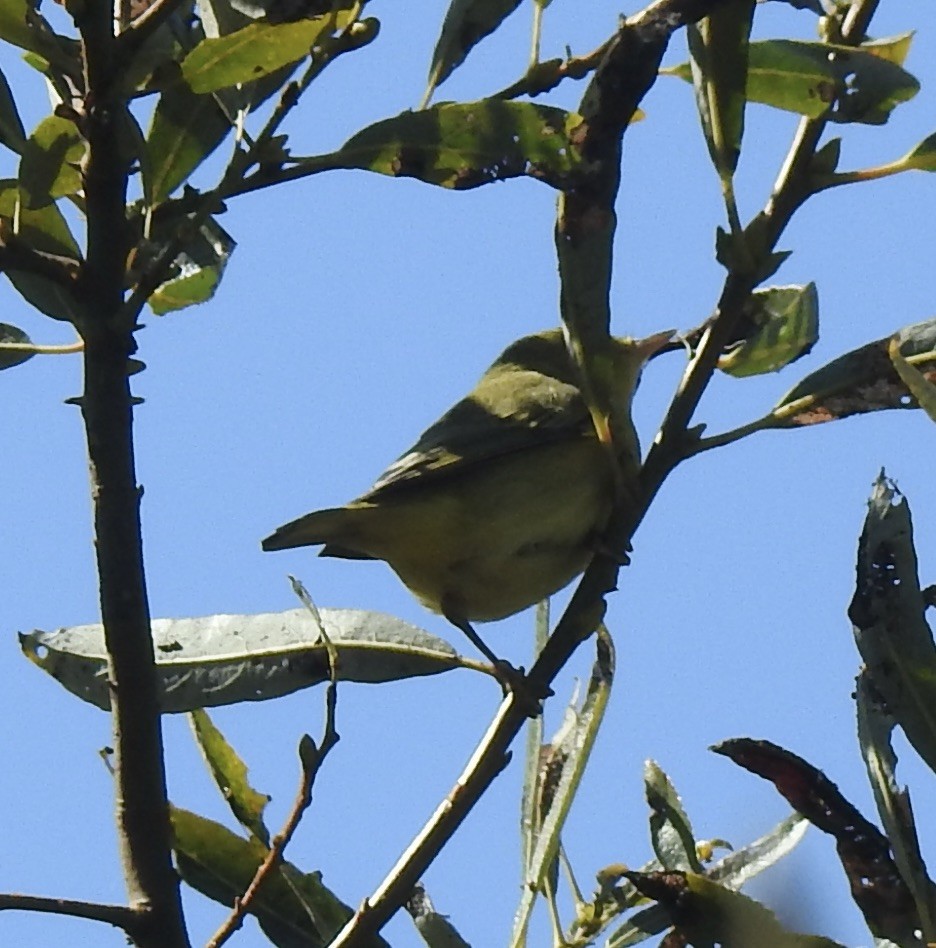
491,659 -> 551,718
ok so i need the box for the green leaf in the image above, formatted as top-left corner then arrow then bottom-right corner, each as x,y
423,0 -> 523,106
510,628 -> 614,948
850,477 -> 936,779
0,322 -> 34,370
19,115 -> 85,209
181,14 -> 352,94
856,673 -> 936,942
645,760 -> 703,873
0,179 -> 81,321
146,216 -> 236,315
170,807 -> 388,948
0,178 -> 80,257
772,317 -> 936,427
146,82 -> 235,204
0,67 -> 26,154
5,271 -> 80,321
406,884 -> 471,948
0,0 -> 34,50
624,871 -> 846,947
520,600 -> 548,881
333,100 -> 584,191
708,813 -> 808,891
20,607 -> 463,712
889,334 -> 936,422
668,39 -> 919,124
687,0 -> 755,177
190,709 -> 271,846
899,132 -> 936,173
862,31 -> 915,66
810,137 -> 842,176
718,283 -> 818,378
603,814 -> 807,948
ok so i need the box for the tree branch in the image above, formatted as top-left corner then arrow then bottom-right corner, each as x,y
73,0 -> 190,943
0,893 -> 139,936
327,3 -> 727,944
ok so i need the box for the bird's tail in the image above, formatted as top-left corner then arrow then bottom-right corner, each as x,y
261,507 -> 363,554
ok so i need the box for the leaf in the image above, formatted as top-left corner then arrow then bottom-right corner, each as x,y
333,100 -> 584,191
889,335 -> 936,422
406,883 -> 471,948
0,67 -> 26,154
862,32 -> 915,67
145,215 -> 236,315
0,322 -> 34,370
771,317 -> 936,427
18,115 -> 85,208
850,477 -> 936,778
668,39 -> 919,124
810,137 -> 842,176
895,132 -> 936,172
0,0 -> 35,50
708,813 -> 809,891
181,14 -> 352,93
714,737 -> 921,943
510,628 -> 614,948
686,0 -> 755,178
856,673 -> 936,942
0,178 -> 80,258
645,760 -> 703,873
718,283 -> 818,378
603,814 -> 807,948
422,0 -> 523,106
170,807 -> 388,948
146,82 -> 235,204
0,180 -> 81,321
5,271 -> 80,321
190,709 -> 271,845
520,600 -> 548,880
20,608 -> 462,712
623,871 -> 846,947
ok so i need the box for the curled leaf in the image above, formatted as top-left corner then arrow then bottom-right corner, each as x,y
714,737 -> 920,943
719,283 -> 818,378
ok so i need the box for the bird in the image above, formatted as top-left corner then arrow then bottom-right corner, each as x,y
262,328 -> 671,671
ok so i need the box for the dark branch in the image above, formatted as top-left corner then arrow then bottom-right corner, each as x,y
0,893 -> 139,936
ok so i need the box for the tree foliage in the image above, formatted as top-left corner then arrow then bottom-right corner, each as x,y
1,0 -> 935,945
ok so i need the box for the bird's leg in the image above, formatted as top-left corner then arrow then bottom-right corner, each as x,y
444,611 -> 550,716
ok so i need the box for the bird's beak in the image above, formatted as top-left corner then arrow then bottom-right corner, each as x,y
635,329 -> 677,363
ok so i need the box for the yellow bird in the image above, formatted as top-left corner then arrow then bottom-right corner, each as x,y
262,328 -> 670,661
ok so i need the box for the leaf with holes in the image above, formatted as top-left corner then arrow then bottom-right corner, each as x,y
771,318 -> 936,426
333,100 -> 583,191
668,39 -> 918,124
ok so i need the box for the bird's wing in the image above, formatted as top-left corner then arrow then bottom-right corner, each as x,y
365,367 -> 592,498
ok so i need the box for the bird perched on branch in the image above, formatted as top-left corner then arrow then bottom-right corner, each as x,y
262,328 -> 671,668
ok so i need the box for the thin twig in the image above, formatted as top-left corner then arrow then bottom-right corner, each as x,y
206,584 -> 341,948
0,893 -> 138,933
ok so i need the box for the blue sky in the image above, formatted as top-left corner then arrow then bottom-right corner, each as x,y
2,2 -> 935,946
